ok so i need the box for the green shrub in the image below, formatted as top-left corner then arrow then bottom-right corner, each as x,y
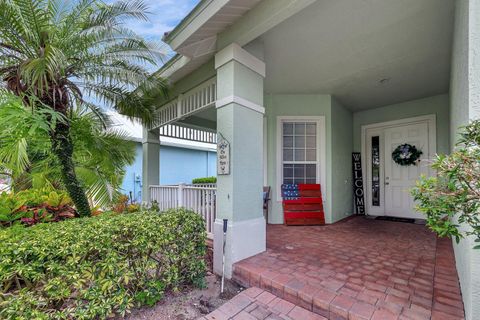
412,120 -> 480,247
191,176 -> 217,184
0,209 -> 206,319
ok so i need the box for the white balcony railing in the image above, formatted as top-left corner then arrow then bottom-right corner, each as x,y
150,184 -> 216,237
151,77 -> 217,129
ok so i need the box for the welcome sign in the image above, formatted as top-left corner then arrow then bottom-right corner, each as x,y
352,152 -> 365,215
217,135 -> 230,175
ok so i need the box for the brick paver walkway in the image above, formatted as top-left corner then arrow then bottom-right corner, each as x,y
201,287 -> 327,320
231,217 -> 464,320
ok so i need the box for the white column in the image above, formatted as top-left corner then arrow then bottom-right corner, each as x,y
142,128 -> 160,203
213,43 -> 266,278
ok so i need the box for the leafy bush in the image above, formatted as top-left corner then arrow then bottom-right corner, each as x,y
0,209 -> 206,319
192,176 -> 217,184
412,120 -> 480,248
0,188 -> 76,227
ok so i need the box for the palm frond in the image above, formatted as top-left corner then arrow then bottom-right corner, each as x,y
1,0 -> 168,124
0,0 -> 168,207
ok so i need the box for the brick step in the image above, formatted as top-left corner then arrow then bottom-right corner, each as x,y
200,287 -> 326,320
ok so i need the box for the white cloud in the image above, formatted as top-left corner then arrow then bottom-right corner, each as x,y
127,0 -> 199,41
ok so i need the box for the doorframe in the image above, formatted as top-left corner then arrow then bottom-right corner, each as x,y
360,114 -> 437,216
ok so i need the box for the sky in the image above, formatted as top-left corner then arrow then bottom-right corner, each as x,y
125,0 -> 200,60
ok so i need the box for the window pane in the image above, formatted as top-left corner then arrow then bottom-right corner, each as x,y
305,164 -> 316,178
283,136 -> 293,148
306,178 -> 317,184
372,136 -> 380,206
283,123 -> 293,135
294,136 -> 305,148
283,165 -> 293,178
294,123 -> 305,135
293,177 -> 305,185
306,149 -> 316,161
306,136 -> 316,148
294,149 -> 305,161
306,123 -> 316,135
294,165 -> 305,178
284,178 -> 293,184
283,148 -> 293,161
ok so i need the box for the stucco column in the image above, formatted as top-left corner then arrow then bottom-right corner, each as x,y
213,43 -> 266,278
142,128 -> 160,203
450,1 -> 480,319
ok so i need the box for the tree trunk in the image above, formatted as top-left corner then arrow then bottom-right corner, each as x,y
50,121 -> 91,217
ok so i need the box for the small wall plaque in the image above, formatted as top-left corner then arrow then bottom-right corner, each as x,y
217,134 -> 230,175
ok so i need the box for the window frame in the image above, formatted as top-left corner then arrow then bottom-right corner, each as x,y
276,116 -> 326,202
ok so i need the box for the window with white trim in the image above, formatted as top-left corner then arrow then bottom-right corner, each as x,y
281,121 -> 318,184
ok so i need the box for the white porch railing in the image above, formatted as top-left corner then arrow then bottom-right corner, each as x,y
159,124 -> 217,144
150,184 -> 216,236
150,77 -> 217,129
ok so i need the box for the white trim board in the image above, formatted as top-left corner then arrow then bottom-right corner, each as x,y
216,95 -> 265,114
275,116 -> 327,204
360,114 -> 437,216
136,137 -> 216,152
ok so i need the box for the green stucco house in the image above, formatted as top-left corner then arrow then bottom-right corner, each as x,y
142,1 -> 480,318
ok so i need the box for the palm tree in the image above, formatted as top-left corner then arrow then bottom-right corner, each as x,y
0,0 -> 167,216
0,92 -> 137,207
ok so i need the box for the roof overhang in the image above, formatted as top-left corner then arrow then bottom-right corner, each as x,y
163,0 -> 261,53
158,0 -> 262,82
158,0 -> 316,83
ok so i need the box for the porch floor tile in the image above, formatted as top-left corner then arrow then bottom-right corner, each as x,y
231,216 -> 465,320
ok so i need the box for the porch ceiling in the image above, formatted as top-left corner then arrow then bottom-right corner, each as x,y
260,0 -> 455,111
177,106 -> 217,131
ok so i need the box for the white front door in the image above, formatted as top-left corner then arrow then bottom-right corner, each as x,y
364,116 -> 435,219
383,123 -> 429,219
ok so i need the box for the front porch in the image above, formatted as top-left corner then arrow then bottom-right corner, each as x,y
143,0 -> 480,318
232,217 -> 464,320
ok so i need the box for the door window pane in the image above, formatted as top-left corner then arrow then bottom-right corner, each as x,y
372,136 -> 380,206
